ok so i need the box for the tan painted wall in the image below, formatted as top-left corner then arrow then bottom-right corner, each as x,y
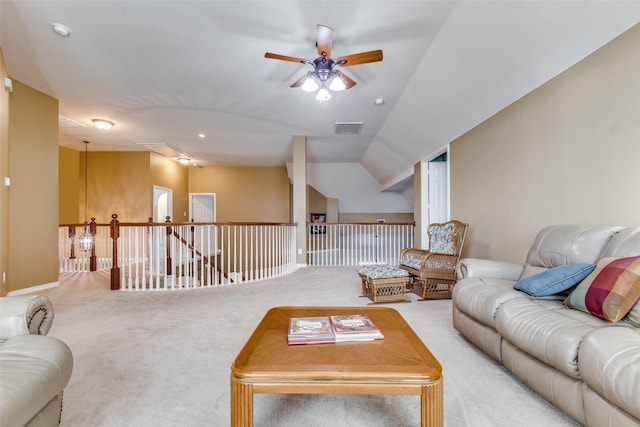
80,151 -> 152,223
150,153 -> 189,222
450,23 -> 640,264
59,150 -> 188,224
188,166 -> 290,222
59,146 -> 80,224
0,48 -> 9,295
7,80 -> 59,293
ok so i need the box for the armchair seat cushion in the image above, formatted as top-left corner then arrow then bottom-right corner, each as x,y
400,258 -> 422,271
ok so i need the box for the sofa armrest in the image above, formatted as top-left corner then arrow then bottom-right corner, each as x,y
0,295 -> 54,340
457,258 -> 524,281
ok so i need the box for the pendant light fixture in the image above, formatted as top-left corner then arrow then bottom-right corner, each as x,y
78,141 -> 93,251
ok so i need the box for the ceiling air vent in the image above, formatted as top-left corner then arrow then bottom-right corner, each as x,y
59,115 -> 86,127
334,122 -> 363,135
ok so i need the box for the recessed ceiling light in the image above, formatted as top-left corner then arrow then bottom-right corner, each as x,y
52,23 -> 71,37
374,98 -> 385,106
198,133 -> 206,138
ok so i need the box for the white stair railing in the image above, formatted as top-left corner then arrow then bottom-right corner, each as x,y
115,221 -> 297,291
59,218 -> 297,291
59,219 -> 414,288
307,222 -> 414,266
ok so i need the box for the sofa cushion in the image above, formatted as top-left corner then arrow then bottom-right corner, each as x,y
565,256 -> 640,322
625,303 -> 640,327
600,226 -> 640,258
524,225 -> 622,272
578,327 -> 640,420
452,277 -> 527,328
495,297 -> 613,379
514,263 -> 595,297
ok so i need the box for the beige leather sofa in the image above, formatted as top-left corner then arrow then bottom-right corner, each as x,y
0,295 -> 73,427
452,225 -> 640,426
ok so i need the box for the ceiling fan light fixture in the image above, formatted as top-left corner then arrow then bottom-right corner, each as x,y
315,88 -> 332,102
301,76 -> 319,92
92,119 -> 114,130
328,76 -> 345,91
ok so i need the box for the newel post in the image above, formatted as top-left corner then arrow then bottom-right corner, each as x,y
69,226 -> 76,260
165,216 -> 172,277
89,217 -> 97,271
110,214 -> 120,290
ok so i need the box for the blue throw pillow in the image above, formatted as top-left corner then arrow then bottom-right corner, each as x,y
514,263 -> 596,297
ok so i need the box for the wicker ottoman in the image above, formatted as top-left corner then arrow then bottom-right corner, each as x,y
355,264 -> 411,304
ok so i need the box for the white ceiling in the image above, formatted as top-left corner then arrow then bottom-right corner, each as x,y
2,1 -> 640,207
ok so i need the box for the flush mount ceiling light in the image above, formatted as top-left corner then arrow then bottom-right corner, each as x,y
265,24 -> 383,102
178,157 -> 190,165
92,119 -> 114,130
52,23 -> 71,37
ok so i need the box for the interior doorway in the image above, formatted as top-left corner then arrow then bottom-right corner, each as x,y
190,193 -> 217,256
427,153 -> 448,225
189,193 -> 216,223
153,186 -> 173,222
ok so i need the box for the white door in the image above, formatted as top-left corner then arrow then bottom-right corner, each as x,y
190,193 -> 217,256
153,186 -> 173,222
428,161 -> 448,224
152,186 -> 173,274
190,193 -> 216,223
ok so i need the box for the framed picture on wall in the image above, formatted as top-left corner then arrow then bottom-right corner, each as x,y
310,213 -> 326,234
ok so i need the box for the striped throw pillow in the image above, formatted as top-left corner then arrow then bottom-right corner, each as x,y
564,256 -> 640,322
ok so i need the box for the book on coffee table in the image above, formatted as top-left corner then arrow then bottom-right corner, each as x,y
329,314 -> 384,342
288,314 -> 383,345
288,316 -> 335,344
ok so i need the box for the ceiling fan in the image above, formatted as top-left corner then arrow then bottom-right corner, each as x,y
265,24 -> 383,101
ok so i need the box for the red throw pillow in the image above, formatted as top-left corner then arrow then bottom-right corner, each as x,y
564,256 -> 640,322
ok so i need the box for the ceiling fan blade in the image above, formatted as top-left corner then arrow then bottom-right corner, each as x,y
336,50 -> 383,67
336,71 -> 356,89
265,52 -> 308,64
316,24 -> 333,57
290,74 -> 308,88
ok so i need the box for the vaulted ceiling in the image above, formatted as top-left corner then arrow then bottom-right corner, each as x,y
2,1 -> 639,208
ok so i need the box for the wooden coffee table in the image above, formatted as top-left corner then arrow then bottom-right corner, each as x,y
230,306 -> 443,426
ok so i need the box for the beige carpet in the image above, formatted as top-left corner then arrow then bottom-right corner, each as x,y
36,267 -> 579,426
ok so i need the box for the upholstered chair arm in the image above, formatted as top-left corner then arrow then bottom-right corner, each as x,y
0,295 -> 54,340
457,258 -> 524,281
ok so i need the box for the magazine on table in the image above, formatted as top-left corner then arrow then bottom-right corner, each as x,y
287,316 -> 335,344
329,314 -> 384,341
288,314 -> 383,345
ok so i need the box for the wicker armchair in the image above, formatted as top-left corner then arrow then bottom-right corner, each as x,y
399,220 -> 468,300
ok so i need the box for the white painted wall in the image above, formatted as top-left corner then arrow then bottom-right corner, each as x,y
288,162 -> 413,214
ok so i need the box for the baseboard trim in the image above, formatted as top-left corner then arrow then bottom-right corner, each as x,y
8,281 -> 60,296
